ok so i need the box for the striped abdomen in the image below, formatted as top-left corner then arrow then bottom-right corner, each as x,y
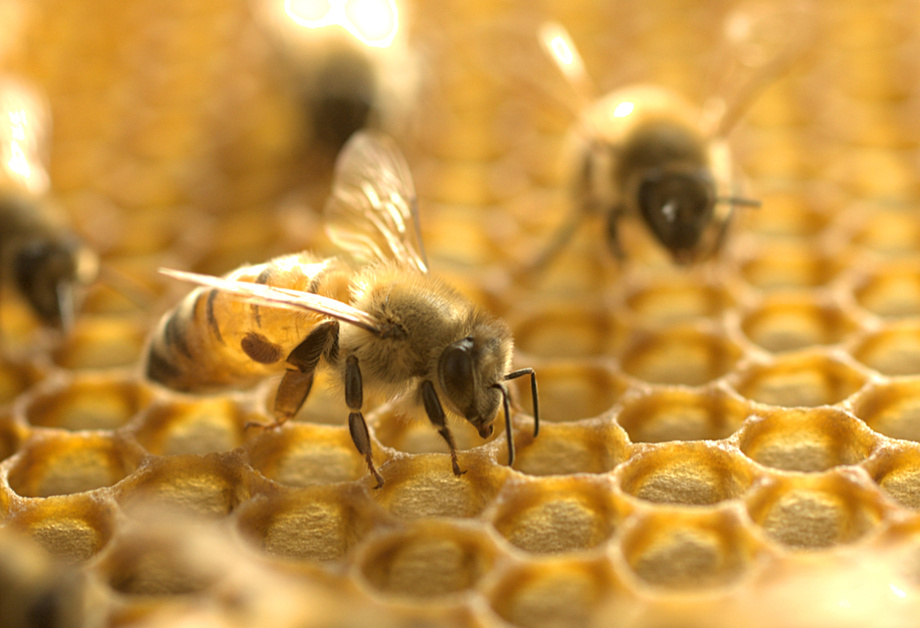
145,253 -> 353,392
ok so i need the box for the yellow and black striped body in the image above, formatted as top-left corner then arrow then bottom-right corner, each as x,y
145,252 -> 354,392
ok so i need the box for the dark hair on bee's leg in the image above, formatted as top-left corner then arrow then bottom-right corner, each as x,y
504,368 -> 540,437
345,355 -> 384,489
421,380 -> 464,477
491,383 -> 515,466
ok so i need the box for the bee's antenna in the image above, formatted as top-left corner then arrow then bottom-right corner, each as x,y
716,196 -> 762,209
504,367 -> 539,438
491,382 -> 514,466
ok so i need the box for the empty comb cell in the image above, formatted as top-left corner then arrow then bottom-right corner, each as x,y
508,360 -> 623,423
620,507 -> 762,588
746,472 -> 887,550
620,327 -> 742,386
371,453 -> 504,519
490,475 -> 623,554
851,322 -> 920,376
738,407 -> 878,472
851,380 -> 920,442
732,352 -> 868,407
9,493 -> 117,562
617,442 -> 757,506
24,374 -> 151,432
236,485 -> 376,563
246,422 -> 368,486
617,387 -> 750,443
6,432 -> 143,498
511,421 -> 629,476
853,263 -> 920,318
132,397 -> 247,456
357,520 -> 497,598
740,295 -> 857,353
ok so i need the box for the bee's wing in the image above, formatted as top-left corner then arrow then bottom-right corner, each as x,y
701,0 -> 816,139
159,269 -> 382,334
0,77 -> 51,196
537,21 -> 598,115
325,130 -> 428,274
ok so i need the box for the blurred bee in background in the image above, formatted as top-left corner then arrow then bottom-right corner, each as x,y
526,2 -> 813,270
0,77 -> 98,332
251,0 -> 419,156
146,131 -> 539,488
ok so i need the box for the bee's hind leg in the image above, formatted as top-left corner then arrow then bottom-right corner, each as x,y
245,319 -> 340,431
344,354 -> 385,488
420,380 -> 465,477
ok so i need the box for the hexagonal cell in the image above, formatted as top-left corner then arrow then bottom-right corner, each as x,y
864,444 -> 920,510
132,397 -> 248,456
358,520 -> 497,599
851,322 -> 920,376
738,407 -> 877,472
0,411 -> 27,463
746,472 -> 887,550
620,328 -> 741,386
732,352 -> 867,408
237,485 -> 376,563
24,373 -> 151,432
510,302 -> 623,359
490,476 -> 623,554
116,453 -> 250,518
739,243 -> 842,291
851,380 -> 920,442
488,557 -> 616,628
96,521 -> 229,597
9,493 -> 117,562
7,432 -> 144,498
620,508 -> 761,589
511,421 -> 629,477
507,360 -> 624,424
740,296 -> 857,353
622,275 -> 733,324
373,406 -> 503,456
372,453 -> 505,519
617,388 -> 750,443
51,315 -> 147,370
849,205 -> 920,257
617,442 -> 756,506
853,264 -> 920,318
247,423 -> 367,486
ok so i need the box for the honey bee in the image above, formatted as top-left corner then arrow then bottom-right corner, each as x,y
146,130 -> 539,487
252,0 -> 418,154
528,4 -> 810,269
0,77 -> 98,331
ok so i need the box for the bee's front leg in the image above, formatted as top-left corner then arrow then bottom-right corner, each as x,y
344,355 -> 384,489
420,380 -> 464,477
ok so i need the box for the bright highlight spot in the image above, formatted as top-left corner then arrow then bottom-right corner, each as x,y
549,36 -> 574,66
284,0 -> 399,48
613,101 -> 635,118
890,582 -> 907,599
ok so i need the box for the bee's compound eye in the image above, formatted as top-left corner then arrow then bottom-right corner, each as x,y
438,337 -> 475,416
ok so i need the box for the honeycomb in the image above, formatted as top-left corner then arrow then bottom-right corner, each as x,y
2,0 -> 920,626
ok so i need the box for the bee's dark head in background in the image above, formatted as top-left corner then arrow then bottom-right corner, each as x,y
304,46 -> 377,153
12,234 -> 97,330
634,168 -> 716,263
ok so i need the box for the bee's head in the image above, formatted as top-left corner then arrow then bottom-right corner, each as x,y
13,236 -> 97,330
437,319 -> 513,438
634,168 -> 716,264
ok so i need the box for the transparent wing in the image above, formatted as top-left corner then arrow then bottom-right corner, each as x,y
160,268 -> 381,334
325,130 -> 428,273
0,76 -> 51,195
701,0 -> 816,138
537,21 -> 598,114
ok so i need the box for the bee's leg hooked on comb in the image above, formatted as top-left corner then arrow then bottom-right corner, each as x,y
345,354 -> 384,488
421,380 -> 464,477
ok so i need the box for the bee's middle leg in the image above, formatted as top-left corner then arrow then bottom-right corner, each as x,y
246,319 -> 340,430
344,355 -> 384,489
420,380 -> 464,477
